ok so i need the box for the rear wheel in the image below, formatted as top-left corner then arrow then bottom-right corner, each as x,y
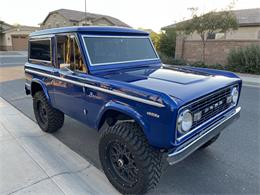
33,91 -> 64,133
200,133 -> 220,149
99,122 -> 163,194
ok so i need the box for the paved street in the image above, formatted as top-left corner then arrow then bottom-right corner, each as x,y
0,52 -> 27,67
0,55 -> 260,194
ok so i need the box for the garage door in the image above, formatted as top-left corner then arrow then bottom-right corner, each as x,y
12,35 -> 28,51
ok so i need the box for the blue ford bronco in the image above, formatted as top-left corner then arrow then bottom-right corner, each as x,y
24,26 -> 241,194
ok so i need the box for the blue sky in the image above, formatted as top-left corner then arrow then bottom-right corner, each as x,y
0,0 -> 259,31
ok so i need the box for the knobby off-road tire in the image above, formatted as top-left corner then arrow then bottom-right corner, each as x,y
99,122 -> 163,194
33,91 -> 64,133
200,133 -> 220,149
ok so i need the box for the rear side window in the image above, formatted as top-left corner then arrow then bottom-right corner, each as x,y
29,39 -> 51,62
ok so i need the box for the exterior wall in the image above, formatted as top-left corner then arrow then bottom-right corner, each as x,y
78,18 -> 113,26
175,39 -> 260,65
92,18 -> 113,26
185,26 -> 260,40
226,26 -> 260,40
0,45 -> 12,51
0,35 -> 3,49
0,22 -> 13,32
41,13 -> 73,29
78,20 -> 93,26
0,22 -> 12,50
1,28 -> 37,51
2,30 -> 32,47
175,35 -> 185,59
41,13 -> 120,29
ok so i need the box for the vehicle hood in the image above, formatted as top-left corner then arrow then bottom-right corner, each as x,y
99,65 -> 241,104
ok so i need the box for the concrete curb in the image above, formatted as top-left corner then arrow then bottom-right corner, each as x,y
0,97 -> 119,195
237,73 -> 260,87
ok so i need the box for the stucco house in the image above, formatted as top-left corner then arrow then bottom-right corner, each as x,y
0,22 -> 39,51
40,9 -> 130,29
162,8 -> 260,65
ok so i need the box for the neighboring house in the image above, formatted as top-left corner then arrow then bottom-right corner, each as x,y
0,21 -> 13,32
0,22 -> 39,51
40,9 -> 130,29
0,21 -> 12,50
162,8 -> 260,65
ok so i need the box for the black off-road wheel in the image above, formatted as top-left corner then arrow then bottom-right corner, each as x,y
200,133 -> 220,149
33,91 -> 64,133
99,122 -> 163,194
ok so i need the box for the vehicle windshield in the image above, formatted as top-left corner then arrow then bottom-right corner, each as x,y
83,36 -> 158,66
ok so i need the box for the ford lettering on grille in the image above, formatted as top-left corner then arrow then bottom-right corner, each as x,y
185,85 -> 237,130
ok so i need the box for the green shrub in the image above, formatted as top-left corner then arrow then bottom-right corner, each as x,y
227,44 -> 260,74
158,51 -> 174,64
192,61 -> 207,68
172,58 -> 187,65
158,51 -> 187,65
158,29 -> 176,57
192,61 -> 227,70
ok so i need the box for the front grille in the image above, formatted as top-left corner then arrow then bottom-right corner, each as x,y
186,85 -> 236,130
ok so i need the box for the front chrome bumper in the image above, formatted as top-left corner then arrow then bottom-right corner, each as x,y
167,107 -> 241,165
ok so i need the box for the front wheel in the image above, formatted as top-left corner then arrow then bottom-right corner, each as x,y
33,91 -> 64,133
99,122 -> 163,194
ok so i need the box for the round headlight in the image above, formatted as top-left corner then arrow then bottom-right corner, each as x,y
178,110 -> 193,133
231,87 -> 239,104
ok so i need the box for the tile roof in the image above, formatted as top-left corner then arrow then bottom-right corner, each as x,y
233,8 -> 260,26
42,9 -> 130,28
3,25 -> 39,33
162,8 -> 260,30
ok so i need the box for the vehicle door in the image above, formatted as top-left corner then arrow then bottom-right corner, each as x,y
52,34 -> 88,122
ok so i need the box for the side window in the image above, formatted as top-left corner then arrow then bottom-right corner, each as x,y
29,39 -> 51,62
56,34 -> 86,73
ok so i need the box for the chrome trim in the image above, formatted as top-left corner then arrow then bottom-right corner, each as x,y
81,35 -> 160,66
29,37 -> 52,64
29,38 -> 52,42
29,35 -> 54,39
177,109 -> 193,134
176,84 -> 239,142
148,36 -> 160,59
24,68 -> 165,108
84,35 -> 151,38
168,106 -> 241,165
29,59 -> 51,64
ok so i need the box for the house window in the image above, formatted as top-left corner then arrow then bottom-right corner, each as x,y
207,32 -> 216,39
